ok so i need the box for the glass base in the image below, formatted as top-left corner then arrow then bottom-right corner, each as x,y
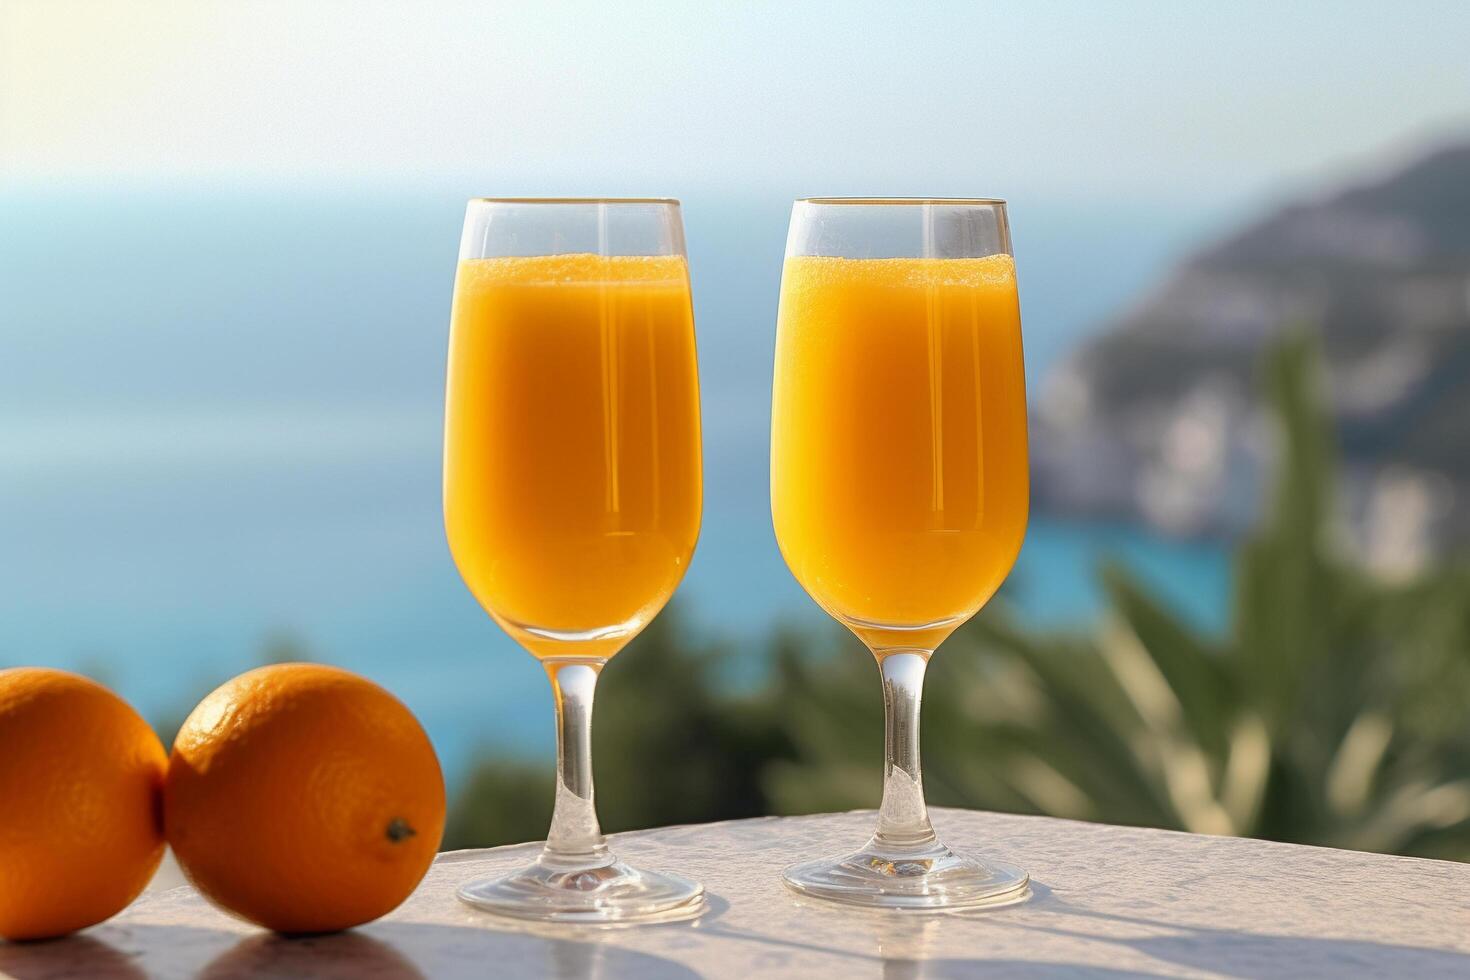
782,838 -> 1029,911
458,856 -> 705,925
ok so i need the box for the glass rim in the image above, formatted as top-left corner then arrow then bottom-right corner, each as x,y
467,196 -> 681,206
796,196 -> 1007,207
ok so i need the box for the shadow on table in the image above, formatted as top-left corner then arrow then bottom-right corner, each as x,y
197,930 -> 427,979
699,887 -> 1177,979
0,933 -> 149,980
702,879 -> 1469,979
0,925 -> 251,980
186,921 -> 704,980
1,907 -> 706,980
879,964 -> 1171,980
1017,886 -> 1470,980
370,921 -> 703,980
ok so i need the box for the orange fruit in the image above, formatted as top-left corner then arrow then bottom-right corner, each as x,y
164,663 -> 445,934
0,667 -> 167,941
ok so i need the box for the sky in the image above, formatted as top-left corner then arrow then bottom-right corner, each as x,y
4,0 -> 1470,200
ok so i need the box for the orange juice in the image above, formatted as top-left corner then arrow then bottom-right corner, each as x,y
444,254 -> 702,659
770,255 -> 1028,652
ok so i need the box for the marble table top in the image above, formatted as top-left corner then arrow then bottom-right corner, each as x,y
2,808 -> 1468,979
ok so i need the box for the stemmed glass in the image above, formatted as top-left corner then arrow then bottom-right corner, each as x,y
770,198 -> 1031,909
444,198 -> 704,923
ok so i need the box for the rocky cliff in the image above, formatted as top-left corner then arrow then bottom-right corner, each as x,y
1033,144 -> 1470,574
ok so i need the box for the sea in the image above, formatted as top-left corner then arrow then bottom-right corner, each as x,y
0,186 -> 1234,788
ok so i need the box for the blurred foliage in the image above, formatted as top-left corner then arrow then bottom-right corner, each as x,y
444,333 -> 1469,860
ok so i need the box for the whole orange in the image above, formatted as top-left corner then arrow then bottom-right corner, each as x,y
0,667 -> 167,941
164,663 -> 444,934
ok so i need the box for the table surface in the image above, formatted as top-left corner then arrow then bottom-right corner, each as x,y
2,808 -> 1468,979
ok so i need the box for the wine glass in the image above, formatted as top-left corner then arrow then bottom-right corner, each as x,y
769,198 -> 1031,909
444,198 -> 704,923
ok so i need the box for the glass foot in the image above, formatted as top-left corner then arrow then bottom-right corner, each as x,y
782,838 -> 1029,911
458,856 -> 705,925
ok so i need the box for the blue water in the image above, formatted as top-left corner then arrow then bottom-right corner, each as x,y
0,187 -> 1232,788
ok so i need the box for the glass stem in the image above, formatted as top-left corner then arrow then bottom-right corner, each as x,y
873,650 -> 939,850
540,659 -> 611,869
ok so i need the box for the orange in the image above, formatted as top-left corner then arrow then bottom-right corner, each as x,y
0,667 -> 167,941
164,663 -> 445,934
